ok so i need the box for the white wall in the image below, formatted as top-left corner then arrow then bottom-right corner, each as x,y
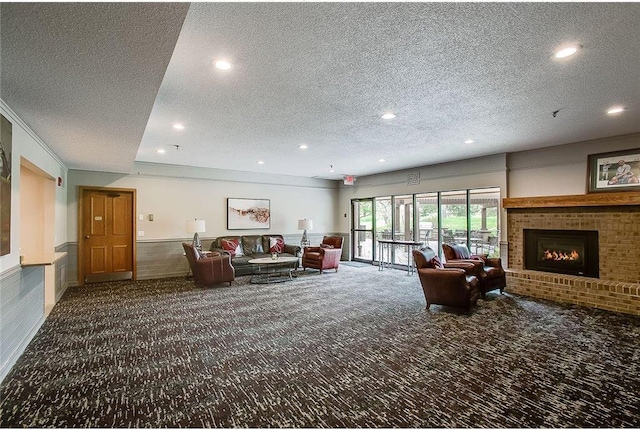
0,101 -> 68,272
508,133 -> 640,197
67,162 -> 339,243
0,101 -> 68,383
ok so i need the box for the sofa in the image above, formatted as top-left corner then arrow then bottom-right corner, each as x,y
210,234 -> 301,276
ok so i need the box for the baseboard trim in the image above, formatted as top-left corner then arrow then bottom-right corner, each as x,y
137,272 -> 189,281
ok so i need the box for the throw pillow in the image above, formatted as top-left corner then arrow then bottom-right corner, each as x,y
221,238 -> 243,256
189,245 -> 201,260
269,236 -> 284,253
431,255 -> 443,269
452,244 -> 471,259
320,243 -> 334,249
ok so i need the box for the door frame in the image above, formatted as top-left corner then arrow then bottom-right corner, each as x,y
351,198 -> 375,263
77,186 -> 137,286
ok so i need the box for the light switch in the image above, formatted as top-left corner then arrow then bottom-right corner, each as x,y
148,214 -> 154,221
138,231 -> 144,237
138,214 -> 144,221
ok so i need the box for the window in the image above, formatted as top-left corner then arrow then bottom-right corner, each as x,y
416,192 -> 438,249
392,195 -> 414,265
351,187 -> 500,268
440,190 -> 468,247
375,197 -> 392,241
469,187 -> 500,256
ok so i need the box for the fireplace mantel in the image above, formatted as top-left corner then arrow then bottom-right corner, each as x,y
503,191 -> 640,209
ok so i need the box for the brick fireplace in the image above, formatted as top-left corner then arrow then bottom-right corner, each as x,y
504,192 -> 640,316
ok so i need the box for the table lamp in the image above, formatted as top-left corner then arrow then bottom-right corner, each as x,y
186,219 -> 206,250
298,219 -> 313,247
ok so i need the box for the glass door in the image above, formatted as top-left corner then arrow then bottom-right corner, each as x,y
392,195 -> 414,266
352,199 -> 374,262
374,197 -> 392,266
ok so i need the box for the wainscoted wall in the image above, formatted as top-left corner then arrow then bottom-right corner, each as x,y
0,266 -> 46,382
59,243 -> 76,294
506,206 -> 640,316
0,102 -> 69,383
65,241 -> 202,285
136,240 -> 192,280
1,246 -> 71,381
65,232 -> 349,285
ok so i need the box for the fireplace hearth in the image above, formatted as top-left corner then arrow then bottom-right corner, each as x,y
524,229 -> 599,278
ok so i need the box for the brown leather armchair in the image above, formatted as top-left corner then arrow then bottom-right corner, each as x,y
302,236 -> 343,273
442,243 -> 506,297
412,247 -> 479,312
183,243 -> 235,287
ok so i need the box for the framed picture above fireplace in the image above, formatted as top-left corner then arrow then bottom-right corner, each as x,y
587,148 -> 640,193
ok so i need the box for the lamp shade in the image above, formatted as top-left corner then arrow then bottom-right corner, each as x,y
186,219 -> 206,233
298,219 -> 313,230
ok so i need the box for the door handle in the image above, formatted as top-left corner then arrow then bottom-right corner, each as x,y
85,235 -> 90,239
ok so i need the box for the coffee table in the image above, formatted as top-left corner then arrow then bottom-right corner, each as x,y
247,256 -> 299,284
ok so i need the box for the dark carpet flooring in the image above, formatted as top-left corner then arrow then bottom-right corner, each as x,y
1,265 -> 639,428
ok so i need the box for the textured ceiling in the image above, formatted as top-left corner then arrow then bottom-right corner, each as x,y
2,3 -> 640,178
0,3 -> 189,173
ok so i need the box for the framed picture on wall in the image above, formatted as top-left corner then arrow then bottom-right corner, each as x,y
0,113 -> 12,256
227,198 -> 271,229
587,149 -> 640,193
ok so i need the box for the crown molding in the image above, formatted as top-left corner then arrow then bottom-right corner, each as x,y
0,99 -> 67,172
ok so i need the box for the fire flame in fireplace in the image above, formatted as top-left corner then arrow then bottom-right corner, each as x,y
542,249 -> 580,261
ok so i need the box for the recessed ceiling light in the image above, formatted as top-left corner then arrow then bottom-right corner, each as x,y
465,139 -> 474,144
214,60 -> 232,70
173,123 -> 185,130
607,106 -> 625,115
257,160 -> 264,165
329,165 -> 334,173
554,46 -> 579,59
379,158 -> 386,162
381,113 -> 396,120
156,149 -> 166,154
299,144 -> 308,149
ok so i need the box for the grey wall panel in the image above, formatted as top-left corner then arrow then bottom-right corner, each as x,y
0,268 -> 22,308
65,243 -> 78,287
66,234 -> 343,284
136,240 -> 190,280
54,243 -> 70,301
0,266 -> 45,382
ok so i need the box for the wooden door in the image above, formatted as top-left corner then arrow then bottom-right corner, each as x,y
79,187 -> 136,285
